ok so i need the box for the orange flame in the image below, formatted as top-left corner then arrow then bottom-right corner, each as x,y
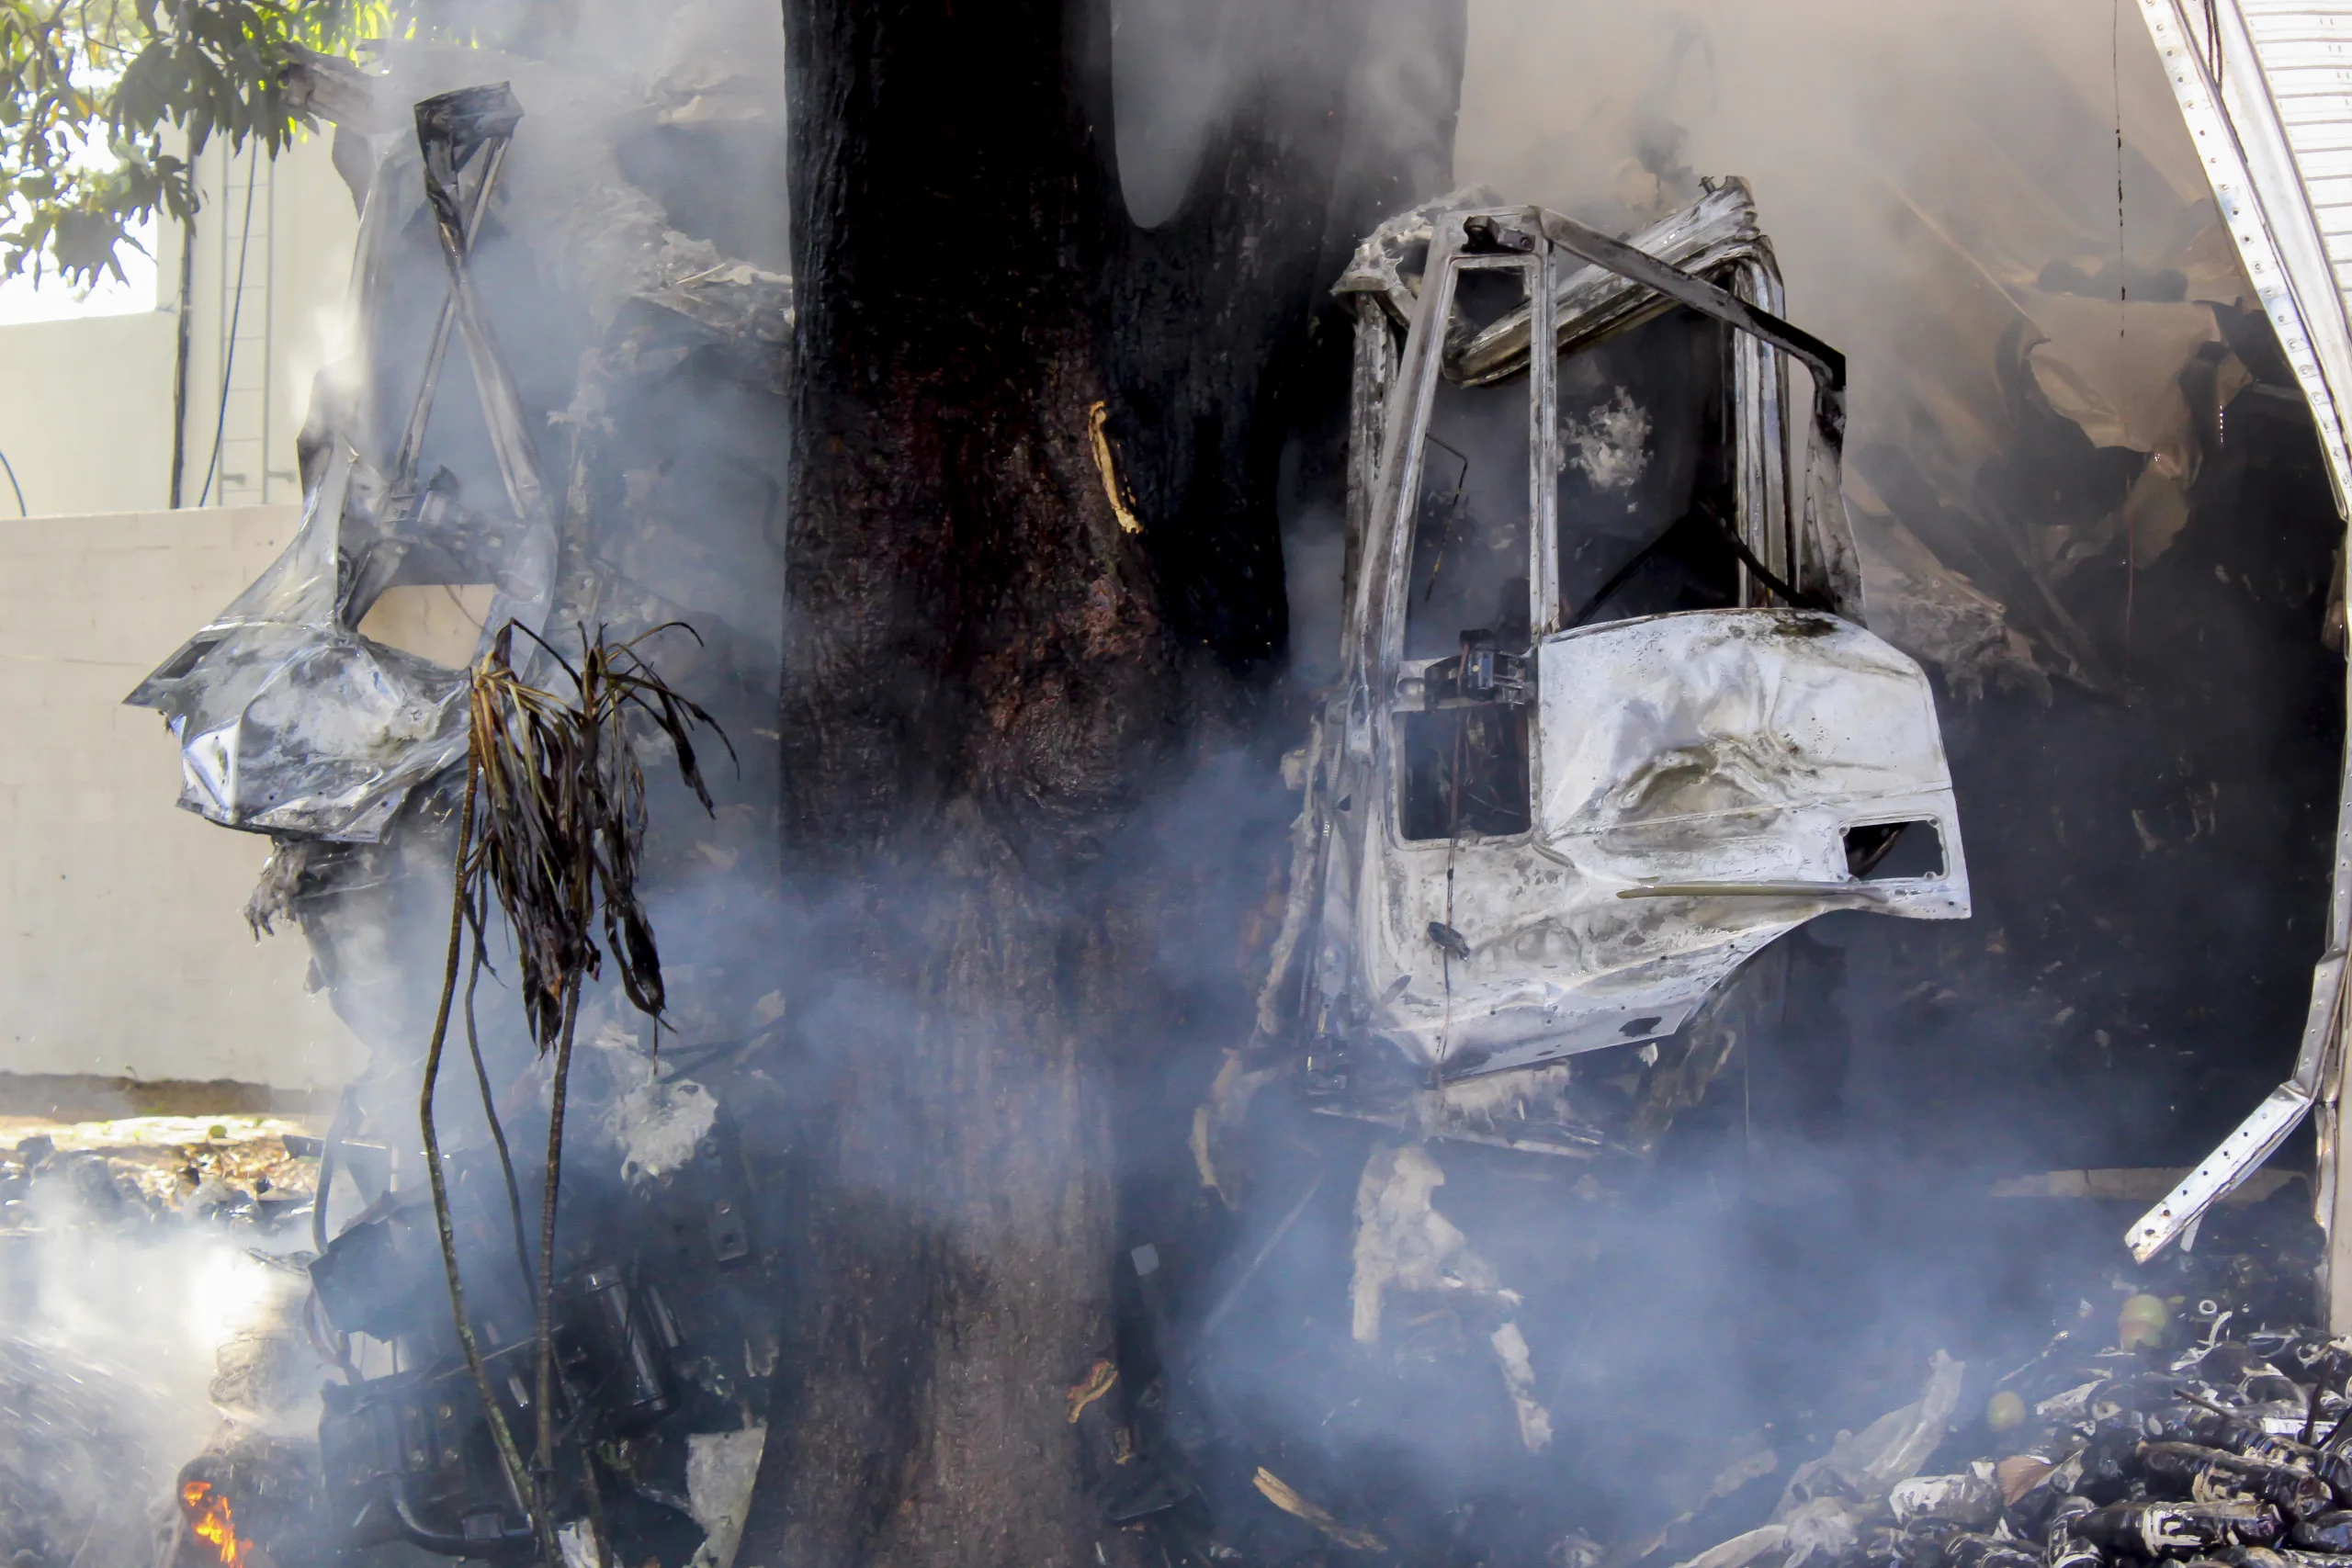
180,1480 -> 249,1568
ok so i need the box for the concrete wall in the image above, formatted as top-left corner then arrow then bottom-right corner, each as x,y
0,313 -> 180,518
0,504 -> 365,1088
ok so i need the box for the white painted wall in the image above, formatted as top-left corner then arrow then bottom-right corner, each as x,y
175,131 -> 365,511
0,132 -> 368,1089
0,504 -> 365,1088
0,131 -> 359,522
0,313 -> 179,517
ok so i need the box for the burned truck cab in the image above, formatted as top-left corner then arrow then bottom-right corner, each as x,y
1259,186 -> 1971,1143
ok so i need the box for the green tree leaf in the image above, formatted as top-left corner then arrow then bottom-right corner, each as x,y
0,0 -> 408,286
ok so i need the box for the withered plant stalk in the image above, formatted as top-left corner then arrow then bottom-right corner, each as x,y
417,760 -> 546,1563
420,620 -> 726,1568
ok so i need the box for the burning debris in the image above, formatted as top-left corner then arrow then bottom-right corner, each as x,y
180,1479 -> 248,1568
96,22 -> 793,1566
0,1116 -> 342,1568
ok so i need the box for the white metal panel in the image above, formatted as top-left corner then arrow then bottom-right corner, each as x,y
1536,609 -> 1968,922
2138,0 -> 2352,513
2131,2 -> 2352,1271
1343,610 -> 1969,1080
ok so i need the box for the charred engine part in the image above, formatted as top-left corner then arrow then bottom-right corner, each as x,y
321,1342 -> 542,1555
317,1272 -> 675,1557
308,1092 -> 769,1561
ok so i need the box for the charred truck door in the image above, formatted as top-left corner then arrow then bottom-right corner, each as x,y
1254,188 -> 1970,1140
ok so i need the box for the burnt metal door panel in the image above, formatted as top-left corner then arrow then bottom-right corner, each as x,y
1534,608 -> 1966,918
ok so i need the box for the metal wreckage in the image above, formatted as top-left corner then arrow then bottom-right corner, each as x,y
111,39 -> 797,1568
1243,182 -> 1968,1145
73,1 -> 2352,1565
112,87 -> 1977,1567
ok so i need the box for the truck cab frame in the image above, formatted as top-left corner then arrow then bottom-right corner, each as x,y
1248,186 -> 1972,1152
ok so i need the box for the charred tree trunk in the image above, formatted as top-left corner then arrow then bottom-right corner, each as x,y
740,5 -> 1463,1564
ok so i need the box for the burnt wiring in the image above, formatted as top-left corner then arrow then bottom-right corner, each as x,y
1695,502 -> 1829,612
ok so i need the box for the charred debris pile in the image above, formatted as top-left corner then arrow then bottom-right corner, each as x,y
1663,1213 -> 2352,1568
0,1118 -> 318,1237
0,1116 -> 325,1568
79,16 -> 799,1565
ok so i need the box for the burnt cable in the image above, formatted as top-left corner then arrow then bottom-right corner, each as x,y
1694,501 -> 1831,613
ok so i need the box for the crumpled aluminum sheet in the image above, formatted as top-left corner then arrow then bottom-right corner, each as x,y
122,454 -> 488,842
130,57 -> 792,846
127,85 -> 553,843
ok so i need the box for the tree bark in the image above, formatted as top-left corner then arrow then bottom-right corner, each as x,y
740,5 -> 1464,1565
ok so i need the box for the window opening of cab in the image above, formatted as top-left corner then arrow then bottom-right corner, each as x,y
1403,260 -> 1534,661
1845,819 -> 1947,881
1400,705 -> 1530,840
1556,302 -> 1742,628
1399,254 -> 1535,843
